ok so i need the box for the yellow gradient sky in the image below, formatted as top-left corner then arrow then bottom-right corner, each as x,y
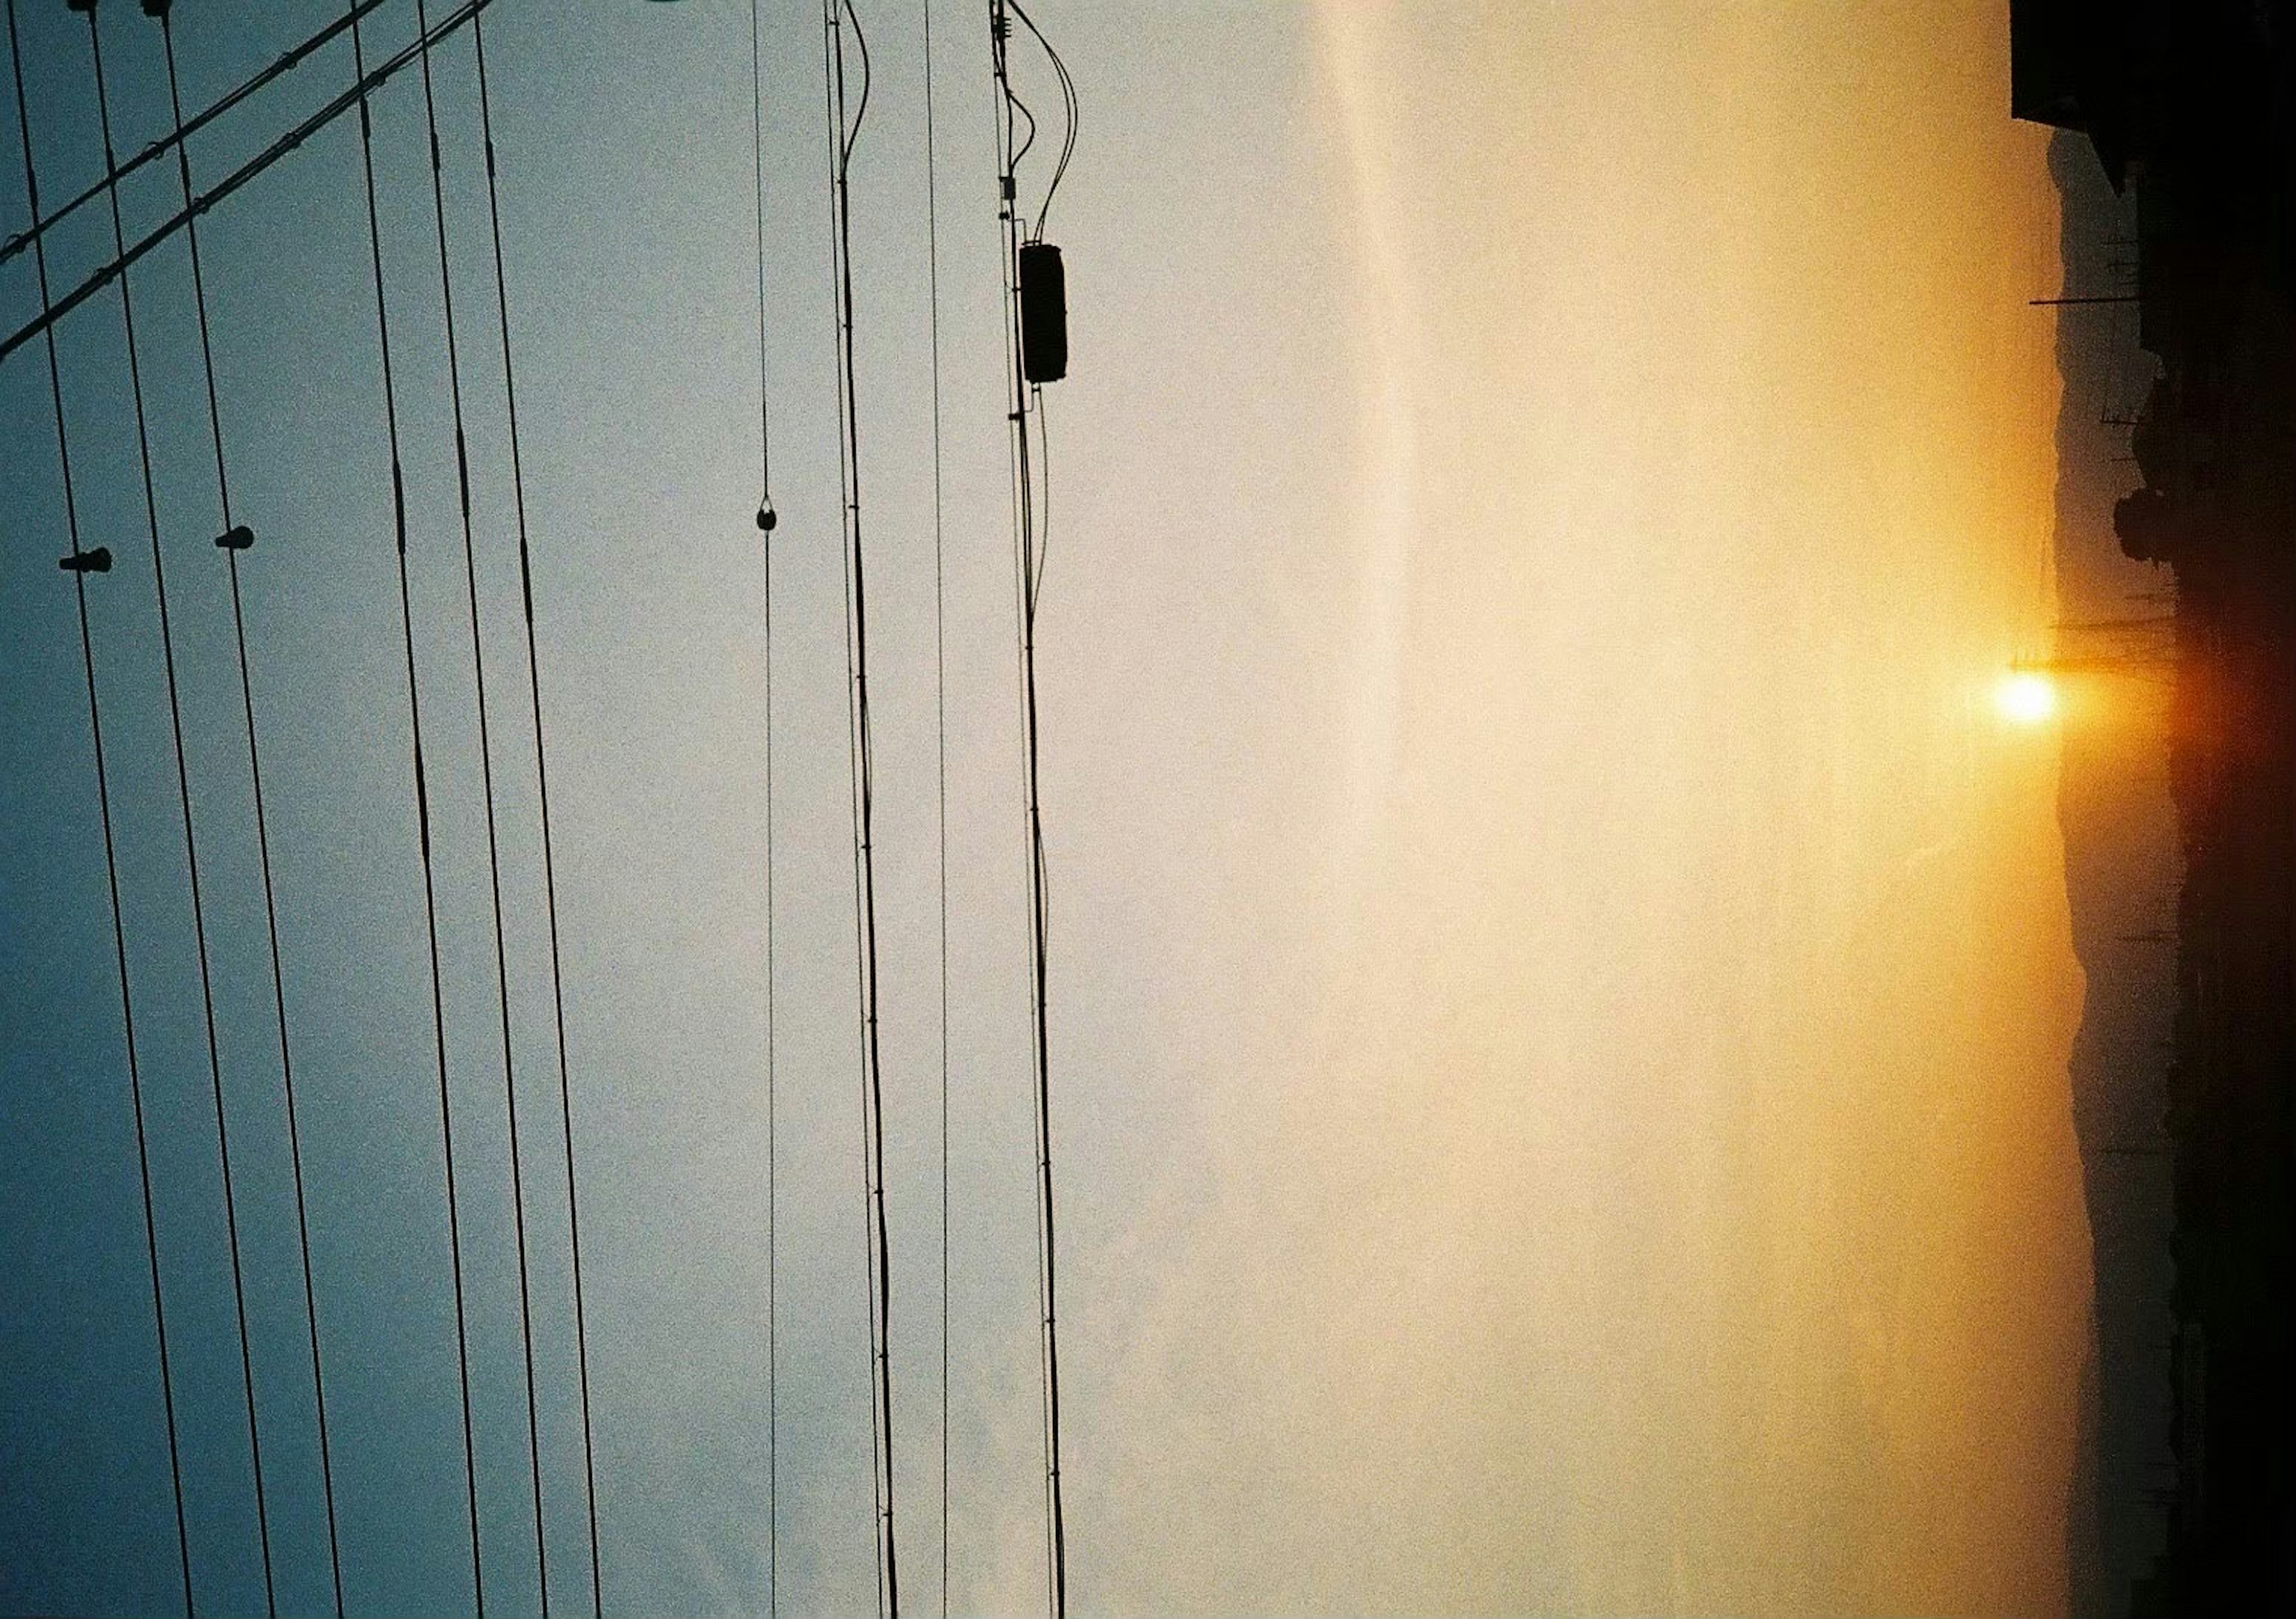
1051,5 -> 2090,1613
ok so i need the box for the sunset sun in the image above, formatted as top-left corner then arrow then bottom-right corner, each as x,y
1996,669 -> 2060,725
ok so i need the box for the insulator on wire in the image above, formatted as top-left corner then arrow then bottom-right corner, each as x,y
216,524 -> 254,551
59,546 -> 112,574
1019,240 -> 1067,384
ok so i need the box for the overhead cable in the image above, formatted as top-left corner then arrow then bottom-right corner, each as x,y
990,3 -> 1074,1609
748,1 -> 782,1611
410,2 -> 553,1607
821,1 -> 900,1609
0,0 -> 499,372
923,0 -> 952,1612
84,9 -> 280,1608
468,10 -> 608,1614
5,2 -> 191,1610
344,2 -> 486,1605
0,0 -> 391,271
149,2 -> 346,1610
1004,0 -> 1073,240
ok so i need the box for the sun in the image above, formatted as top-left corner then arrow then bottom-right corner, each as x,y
1994,670 -> 2059,725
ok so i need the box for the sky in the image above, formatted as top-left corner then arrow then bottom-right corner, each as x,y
3,2 -> 2091,1616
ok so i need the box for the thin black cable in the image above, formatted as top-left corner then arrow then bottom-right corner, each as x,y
823,2 -> 899,1611
1030,393 -> 1051,597
467,16 -> 606,1615
152,13 -> 347,1612
0,0 -> 391,270
1004,88 -> 1037,185
922,1 -> 951,1613
84,13 -> 279,1611
990,7 -> 1068,1611
411,5 -> 552,1609
749,1 -> 780,1611
0,0 -> 498,372
345,5 -> 485,1607
988,21 -> 1051,1612
761,387 -> 781,1619
8,6 -> 190,1612
751,0 -> 775,532
819,11 -> 881,1608
988,39 -> 1054,1614
1004,0 -> 1072,240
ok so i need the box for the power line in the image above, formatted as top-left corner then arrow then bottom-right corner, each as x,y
83,8 -> 279,1608
1005,0 -> 1074,242
987,18 -> 1048,1609
2,0 -> 497,372
149,3 -> 346,1611
410,2 -> 552,1608
0,0 -> 391,271
821,2 -> 899,1610
5,4 -> 191,1611
921,0 -> 952,1611
990,5 -> 1071,1609
343,4 -> 485,1606
467,13 -> 607,1613
752,0 -> 778,538
748,1 -> 780,1611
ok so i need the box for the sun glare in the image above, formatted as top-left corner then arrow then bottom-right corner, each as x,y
1995,670 -> 2059,726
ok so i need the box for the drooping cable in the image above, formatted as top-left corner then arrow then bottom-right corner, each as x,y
410,4 -> 552,1608
821,2 -> 900,1610
467,16 -> 606,1614
151,9 -> 346,1610
344,4 -> 485,1605
83,11 -> 279,1609
6,5 -> 191,1611
921,0 -> 952,1611
989,4 -> 1070,1611
748,1 -> 780,1611
1004,0 -> 1072,242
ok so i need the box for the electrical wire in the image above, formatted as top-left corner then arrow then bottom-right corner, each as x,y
990,5 -> 1071,1609
5,5 -> 191,1612
922,1 -> 952,1612
0,0 -> 392,270
752,0 -> 777,534
822,2 -> 900,1610
748,1 -> 780,1610
761,357 -> 782,1619
468,13 -> 607,1613
410,4 -> 552,1608
0,0 -> 500,373
989,20 -> 1051,1607
1004,0 -> 1073,240
1031,394 -> 1052,598
344,4 -> 485,1606
84,11 -> 279,1609
151,5 -> 344,1611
